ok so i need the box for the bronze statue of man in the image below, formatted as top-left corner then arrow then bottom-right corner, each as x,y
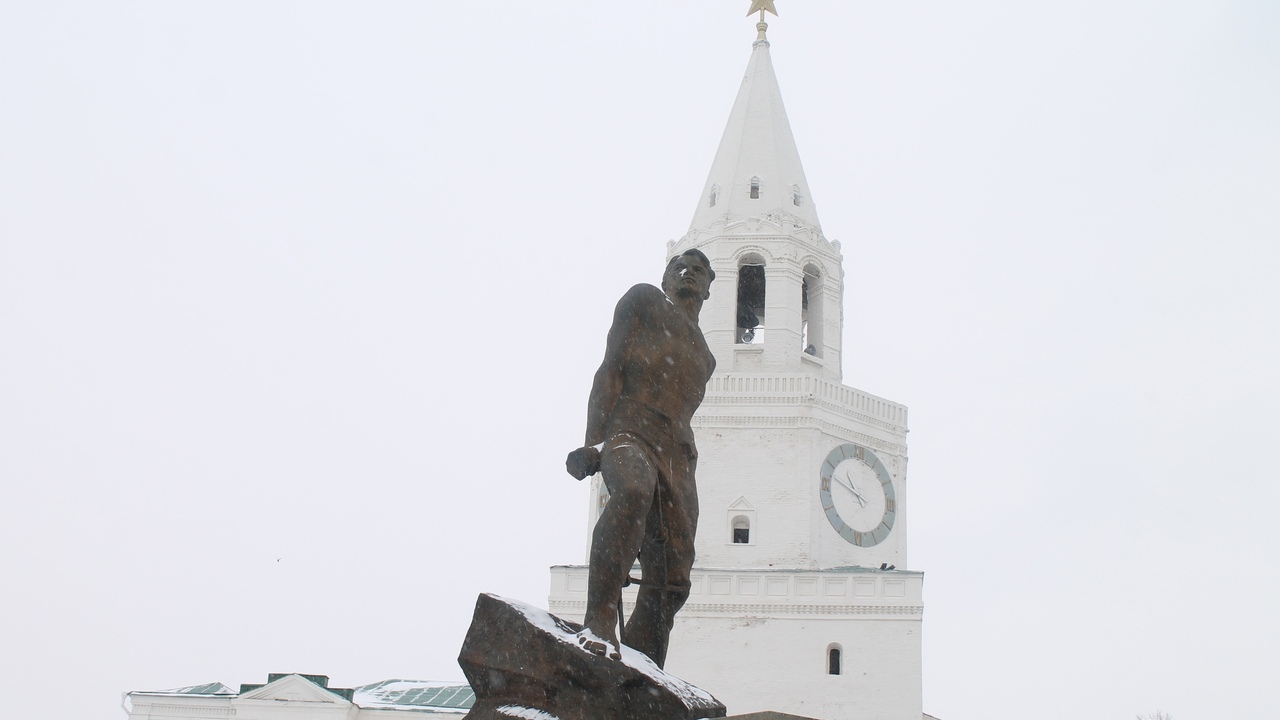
565,249 -> 717,669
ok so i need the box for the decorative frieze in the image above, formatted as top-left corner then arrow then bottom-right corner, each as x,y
691,414 -> 907,456
682,602 -> 922,616
132,704 -> 236,717
700,373 -> 909,432
550,566 -> 922,613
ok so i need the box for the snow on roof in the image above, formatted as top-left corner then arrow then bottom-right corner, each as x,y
139,682 -> 236,696
353,679 -> 475,711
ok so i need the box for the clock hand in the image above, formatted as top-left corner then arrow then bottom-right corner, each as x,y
834,473 -> 868,507
844,473 -> 869,507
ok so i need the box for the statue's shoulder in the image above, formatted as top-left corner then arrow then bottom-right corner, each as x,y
616,283 -> 666,312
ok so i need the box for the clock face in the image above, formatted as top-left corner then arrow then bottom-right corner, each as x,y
819,443 -> 896,547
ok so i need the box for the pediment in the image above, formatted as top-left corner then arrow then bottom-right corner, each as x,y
237,674 -> 351,705
728,496 -> 755,510
724,215 -> 786,235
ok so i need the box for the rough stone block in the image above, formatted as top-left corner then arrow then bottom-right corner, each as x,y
459,593 -> 726,720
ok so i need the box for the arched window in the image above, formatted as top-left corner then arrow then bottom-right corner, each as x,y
709,184 -> 719,208
801,265 -> 823,357
736,259 -> 766,344
726,498 -> 755,545
749,176 -> 761,199
827,644 -> 842,675
792,184 -> 803,207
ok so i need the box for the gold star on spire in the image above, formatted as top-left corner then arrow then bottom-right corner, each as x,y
747,0 -> 778,19
747,0 -> 777,43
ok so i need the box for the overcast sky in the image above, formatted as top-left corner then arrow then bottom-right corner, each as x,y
2,2 -> 1277,719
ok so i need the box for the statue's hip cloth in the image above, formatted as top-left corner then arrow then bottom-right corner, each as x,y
601,398 -> 699,555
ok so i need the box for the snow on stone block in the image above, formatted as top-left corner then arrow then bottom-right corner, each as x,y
458,593 -> 726,720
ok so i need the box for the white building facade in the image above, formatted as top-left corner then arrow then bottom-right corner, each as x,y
549,20 -> 923,720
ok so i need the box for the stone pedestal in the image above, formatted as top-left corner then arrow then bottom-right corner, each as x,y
458,593 -> 726,720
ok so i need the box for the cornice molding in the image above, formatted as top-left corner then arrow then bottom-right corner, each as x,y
692,414 -> 907,456
131,703 -> 234,717
703,374 -> 909,432
676,229 -> 839,263
682,602 -> 923,617
675,226 -> 834,257
698,394 -> 908,436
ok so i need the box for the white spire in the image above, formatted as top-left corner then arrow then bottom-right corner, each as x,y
687,26 -> 822,235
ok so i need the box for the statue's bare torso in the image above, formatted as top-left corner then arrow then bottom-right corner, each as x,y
602,284 -> 715,451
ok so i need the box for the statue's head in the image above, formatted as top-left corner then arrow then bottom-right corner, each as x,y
662,249 -> 715,301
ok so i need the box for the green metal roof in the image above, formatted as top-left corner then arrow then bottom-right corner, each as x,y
354,679 -> 475,710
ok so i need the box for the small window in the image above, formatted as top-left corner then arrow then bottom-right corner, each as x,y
726,499 -> 756,546
749,177 -> 761,199
792,184 -> 803,206
828,645 -> 842,675
709,185 -> 719,208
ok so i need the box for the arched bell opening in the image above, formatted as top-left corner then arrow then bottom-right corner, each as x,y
736,254 -> 767,344
801,264 -> 823,357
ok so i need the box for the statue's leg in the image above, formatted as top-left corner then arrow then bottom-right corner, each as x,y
581,436 -> 657,659
624,449 -> 699,668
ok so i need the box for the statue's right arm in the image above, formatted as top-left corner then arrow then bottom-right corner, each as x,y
567,286 -> 653,480
583,286 -> 648,447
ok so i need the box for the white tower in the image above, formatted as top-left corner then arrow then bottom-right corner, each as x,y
551,15 -> 923,720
